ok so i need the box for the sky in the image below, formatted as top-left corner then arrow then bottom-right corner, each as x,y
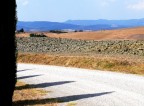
16,0 -> 144,22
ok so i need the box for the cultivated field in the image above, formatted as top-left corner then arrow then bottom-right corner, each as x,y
16,26 -> 144,75
16,27 -> 144,40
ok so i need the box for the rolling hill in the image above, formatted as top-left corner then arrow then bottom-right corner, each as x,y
16,26 -> 144,40
17,18 -> 144,32
65,18 -> 144,26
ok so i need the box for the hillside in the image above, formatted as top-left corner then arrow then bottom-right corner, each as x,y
65,18 -> 144,26
17,18 -> 144,32
16,27 -> 144,40
17,21 -> 124,32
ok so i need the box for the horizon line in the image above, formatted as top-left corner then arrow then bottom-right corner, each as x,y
18,18 -> 144,22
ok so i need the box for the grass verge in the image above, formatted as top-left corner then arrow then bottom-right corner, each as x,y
13,81 -> 58,106
17,52 -> 144,75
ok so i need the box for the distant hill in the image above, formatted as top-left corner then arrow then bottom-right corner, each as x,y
65,18 -> 144,26
16,21 -> 80,32
17,18 -> 144,32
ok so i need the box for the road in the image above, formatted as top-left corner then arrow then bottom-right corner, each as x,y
17,63 -> 144,106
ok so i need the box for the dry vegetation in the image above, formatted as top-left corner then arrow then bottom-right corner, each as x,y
13,81 -> 58,106
16,27 -> 144,40
17,52 -> 144,75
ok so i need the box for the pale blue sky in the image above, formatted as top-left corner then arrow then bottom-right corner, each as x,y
16,0 -> 144,22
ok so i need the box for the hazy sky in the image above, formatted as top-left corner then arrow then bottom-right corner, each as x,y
16,0 -> 144,22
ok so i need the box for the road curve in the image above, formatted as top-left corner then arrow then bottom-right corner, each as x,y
17,63 -> 144,106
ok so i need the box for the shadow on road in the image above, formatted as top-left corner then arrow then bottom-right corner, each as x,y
17,69 -> 33,72
15,81 -> 75,90
17,75 -> 42,80
57,91 -> 114,102
13,91 -> 114,105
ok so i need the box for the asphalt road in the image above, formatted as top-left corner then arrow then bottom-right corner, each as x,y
17,63 -> 144,106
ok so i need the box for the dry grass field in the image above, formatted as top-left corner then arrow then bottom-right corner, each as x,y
17,52 -> 144,75
16,27 -> 144,40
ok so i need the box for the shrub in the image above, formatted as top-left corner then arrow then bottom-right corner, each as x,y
29,33 -> 47,37
16,28 -> 25,34
49,30 -> 67,34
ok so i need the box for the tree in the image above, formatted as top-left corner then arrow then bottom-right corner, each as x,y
0,0 -> 17,105
19,28 -> 24,33
16,28 -> 24,33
